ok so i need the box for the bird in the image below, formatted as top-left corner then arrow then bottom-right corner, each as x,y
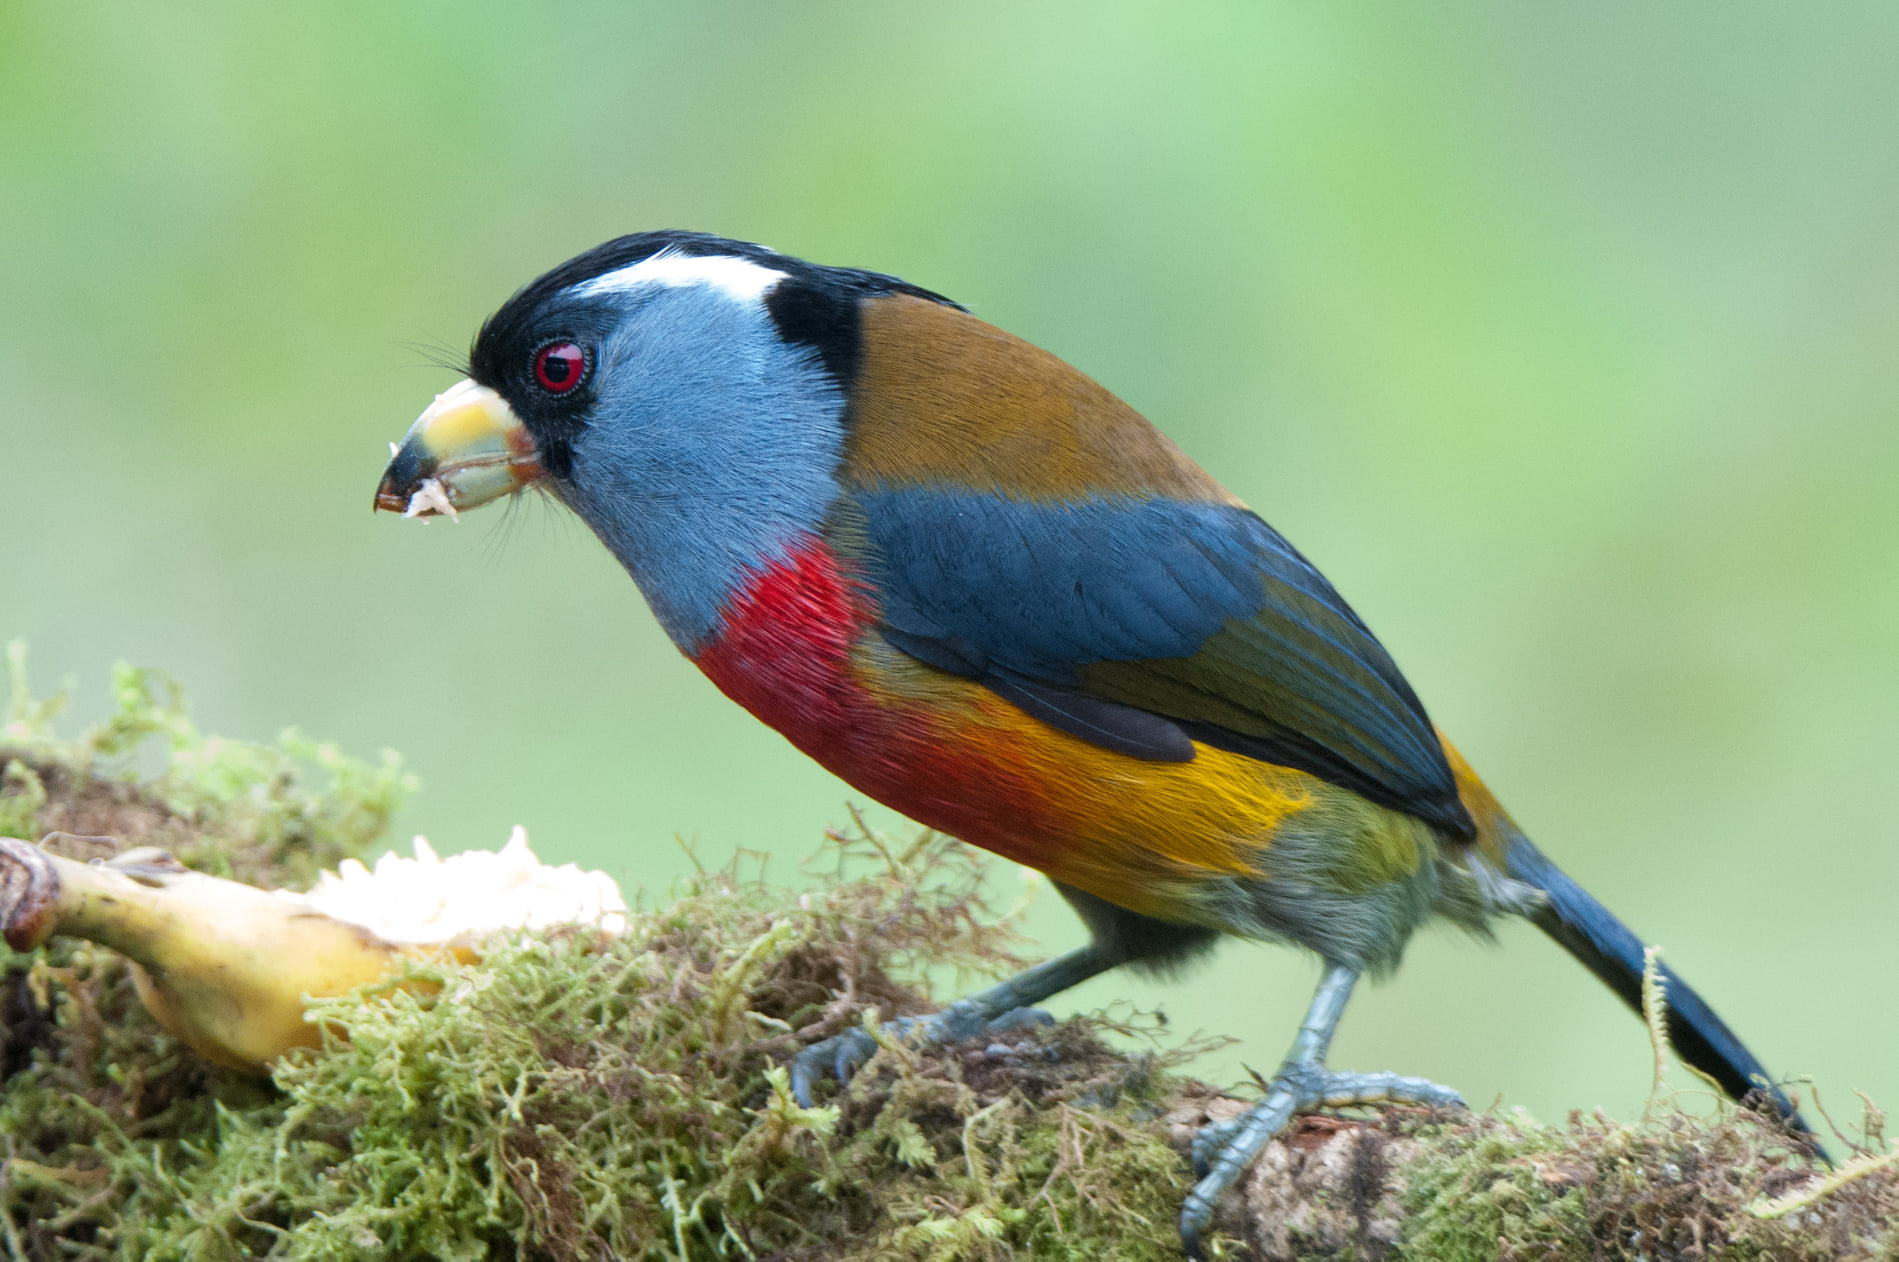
375,230 -> 1809,1254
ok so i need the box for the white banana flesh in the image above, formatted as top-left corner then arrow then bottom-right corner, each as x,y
0,829 -> 626,1072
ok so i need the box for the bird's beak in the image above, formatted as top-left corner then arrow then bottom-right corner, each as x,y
374,379 -> 546,518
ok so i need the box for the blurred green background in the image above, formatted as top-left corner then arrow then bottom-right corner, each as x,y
4,3 -> 1895,1127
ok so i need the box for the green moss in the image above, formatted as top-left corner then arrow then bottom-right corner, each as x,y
1391,951 -> 1891,1259
1,642 -> 412,887
0,654 -> 1209,1259
1396,1101 -> 1895,1260
0,649 -> 416,1260
4,651 -> 1890,1260
106,836 -> 1198,1261
1398,1115 -> 1589,1260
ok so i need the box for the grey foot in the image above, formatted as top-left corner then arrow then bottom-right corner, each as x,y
1178,1066 -> 1464,1259
789,1001 -> 1056,1107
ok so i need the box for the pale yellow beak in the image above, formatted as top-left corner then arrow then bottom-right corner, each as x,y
374,379 -> 546,517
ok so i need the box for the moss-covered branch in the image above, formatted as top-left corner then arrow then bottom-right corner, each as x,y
1,654 -> 1891,1260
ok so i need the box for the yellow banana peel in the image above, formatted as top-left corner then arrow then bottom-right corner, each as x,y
2,838 -> 431,1071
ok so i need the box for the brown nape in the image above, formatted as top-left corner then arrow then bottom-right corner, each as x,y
844,294 -> 1245,504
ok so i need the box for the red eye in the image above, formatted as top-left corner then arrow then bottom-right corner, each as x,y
533,341 -> 586,393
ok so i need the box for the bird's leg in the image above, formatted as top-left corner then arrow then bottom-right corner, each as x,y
789,943 -> 1115,1106
1177,962 -> 1464,1258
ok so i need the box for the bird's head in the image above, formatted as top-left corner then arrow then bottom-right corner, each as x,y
376,232 -> 952,647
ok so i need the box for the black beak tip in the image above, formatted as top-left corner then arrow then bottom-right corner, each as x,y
374,445 -> 425,514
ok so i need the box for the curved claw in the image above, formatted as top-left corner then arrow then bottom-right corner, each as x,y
792,1019 -> 918,1107
790,1025 -> 890,1108
833,1031 -> 873,1081
788,1005 -> 1056,1107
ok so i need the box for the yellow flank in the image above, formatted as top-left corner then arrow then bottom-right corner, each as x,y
847,295 -> 1244,505
850,636 -> 1432,925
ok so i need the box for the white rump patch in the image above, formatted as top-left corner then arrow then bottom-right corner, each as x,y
576,249 -> 787,305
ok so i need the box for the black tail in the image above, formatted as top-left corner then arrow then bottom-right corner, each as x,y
1501,833 -> 1812,1136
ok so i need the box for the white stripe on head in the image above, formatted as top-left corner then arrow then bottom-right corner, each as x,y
574,248 -> 787,305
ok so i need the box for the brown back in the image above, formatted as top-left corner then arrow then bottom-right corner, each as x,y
843,294 -> 1241,504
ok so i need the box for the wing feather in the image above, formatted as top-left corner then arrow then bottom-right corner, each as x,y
849,486 -> 1472,836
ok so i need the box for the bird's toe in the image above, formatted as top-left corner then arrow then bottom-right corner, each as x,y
1178,1063 -> 1464,1251
791,1006 -> 1026,1105
790,1027 -> 882,1106
982,1005 -> 1056,1034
